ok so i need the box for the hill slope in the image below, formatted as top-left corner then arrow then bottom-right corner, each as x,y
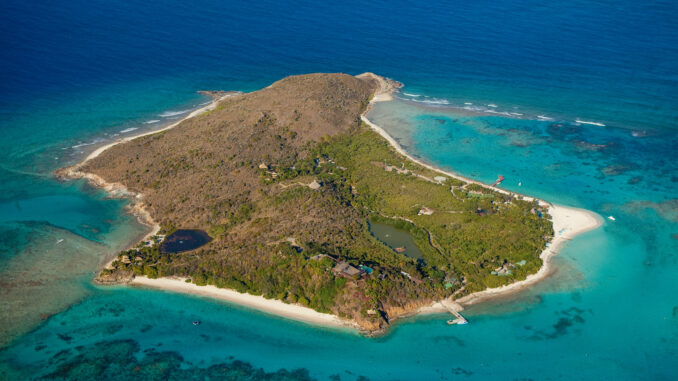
77,73 -> 553,332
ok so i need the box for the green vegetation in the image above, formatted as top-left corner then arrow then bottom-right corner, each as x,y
92,73 -> 553,330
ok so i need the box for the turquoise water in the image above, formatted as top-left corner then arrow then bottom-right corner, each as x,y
1,0 -> 677,379
2,100 -> 675,378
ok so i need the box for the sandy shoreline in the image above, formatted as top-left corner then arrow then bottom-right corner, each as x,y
414,204 -> 602,314
131,276 -> 358,330
359,73 -> 603,313
66,73 -> 602,332
81,95 -> 232,165
58,93 -> 237,262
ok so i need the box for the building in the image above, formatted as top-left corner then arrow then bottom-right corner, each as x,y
332,262 -> 362,278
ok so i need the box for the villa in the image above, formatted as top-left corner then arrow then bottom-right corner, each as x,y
332,262 -> 362,278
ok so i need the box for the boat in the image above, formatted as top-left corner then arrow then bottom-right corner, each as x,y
56,239 -> 64,244
394,247 -> 406,253
447,318 -> 468,325
608,216 -> 616,221
518,181 -> 522,187
193,320 -> 201,326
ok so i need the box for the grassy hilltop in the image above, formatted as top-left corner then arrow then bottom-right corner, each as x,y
87,73 -> 553,331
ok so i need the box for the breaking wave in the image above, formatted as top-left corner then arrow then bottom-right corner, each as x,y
158,109 -> 192,118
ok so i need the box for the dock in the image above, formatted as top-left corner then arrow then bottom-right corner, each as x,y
441,300 -> 468,325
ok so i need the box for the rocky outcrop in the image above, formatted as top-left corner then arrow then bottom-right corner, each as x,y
94,269 -> 134,285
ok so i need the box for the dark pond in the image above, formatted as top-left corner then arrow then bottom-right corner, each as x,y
160,229 -> 212,253
368,221 -> 424,260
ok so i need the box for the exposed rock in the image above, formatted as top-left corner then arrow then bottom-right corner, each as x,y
418,207 -> 434,215
308,180 -> 322,190
94,270 -> 134,285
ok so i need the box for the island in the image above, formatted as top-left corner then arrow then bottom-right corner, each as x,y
57,73 -> 600,334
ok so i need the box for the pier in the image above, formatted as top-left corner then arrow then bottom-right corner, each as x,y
441,300 -> 468,325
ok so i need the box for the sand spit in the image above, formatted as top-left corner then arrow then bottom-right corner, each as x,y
360,73 -> 603,314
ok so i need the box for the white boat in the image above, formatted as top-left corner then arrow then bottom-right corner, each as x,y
608,216 -> 616,221
56,239 -> 64,244
447,318 -> 468,325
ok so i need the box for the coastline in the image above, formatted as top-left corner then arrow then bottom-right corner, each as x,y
359,73 -> 603,313
57,92 -> 238,264
413,204 -> 602,314
62,73 -> 602,332
131,276 -> 359,331
454,204 -> 602,306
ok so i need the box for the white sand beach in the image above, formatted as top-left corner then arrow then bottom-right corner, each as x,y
132,276 -> 358,330
82,94 -> 232,165
360,73 -> 603,312
60,93 -> 237,256
72,73 -> 602,330
452,204 -> 602,306
415,204 -> 602,314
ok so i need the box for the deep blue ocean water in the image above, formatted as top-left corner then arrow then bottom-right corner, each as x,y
1,0 -> 677,379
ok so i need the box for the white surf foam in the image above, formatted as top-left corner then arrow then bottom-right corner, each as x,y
575,119 -> 606,127
119,127 -> 139,134
537,115 -> 554,121
71,142 -> 94,149
485,110 -> 513,116
415,98 -> 450,105
401,94 -> 453,106
144,120 -> 160,124
159,109 -> 192,118
71,138 -> 105,149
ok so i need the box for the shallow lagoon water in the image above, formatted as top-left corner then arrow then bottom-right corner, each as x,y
2,99 -> 675,379
1,0 -> 677,379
